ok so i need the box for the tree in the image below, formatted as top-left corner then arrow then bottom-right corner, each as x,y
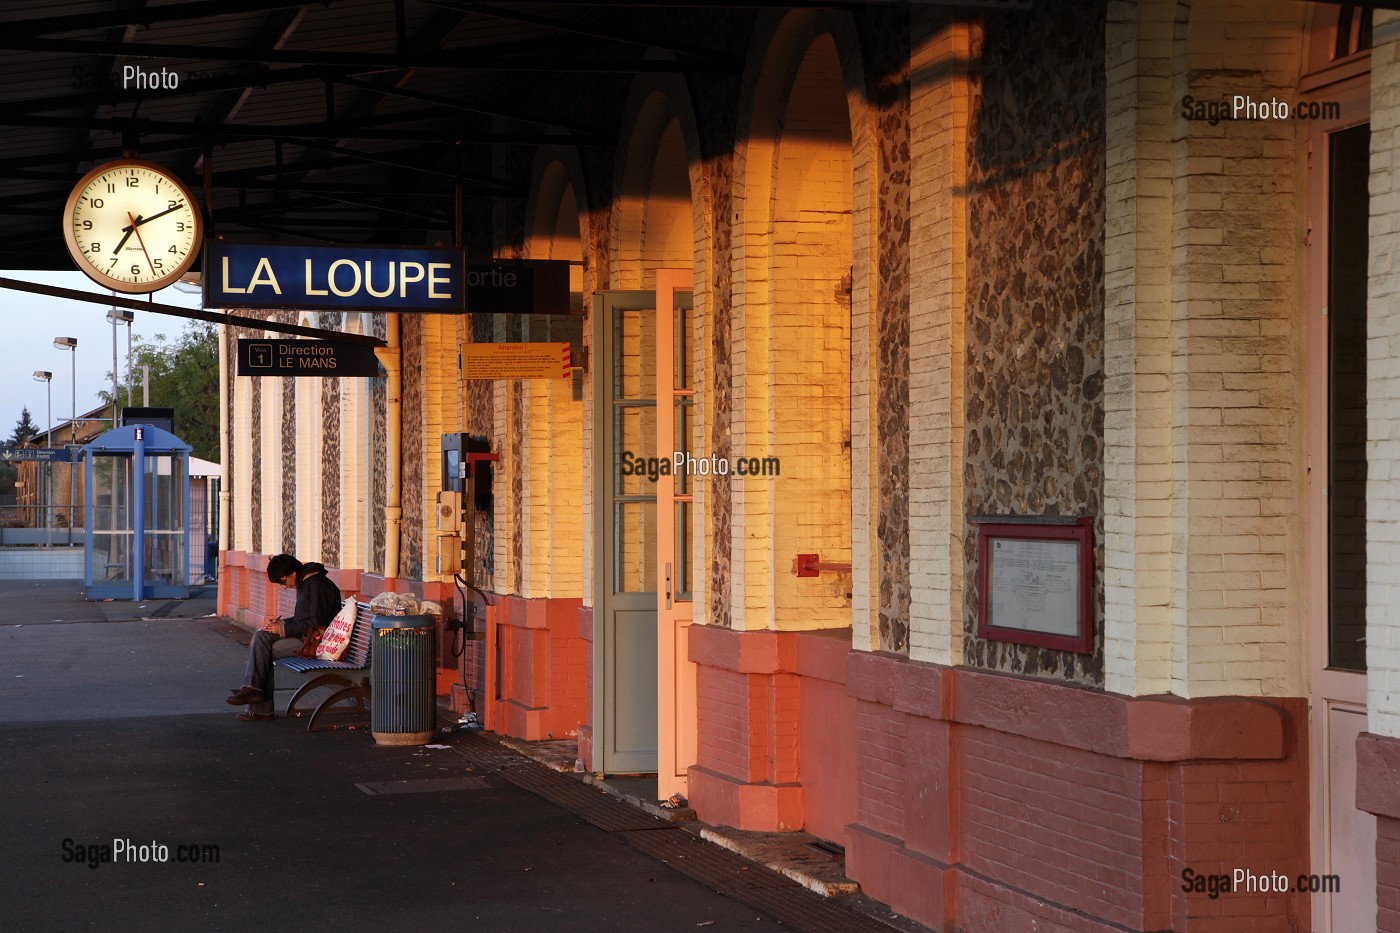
102,322 -> 219,461
8,407 -> 38,446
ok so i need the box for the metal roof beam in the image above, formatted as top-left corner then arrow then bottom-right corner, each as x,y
220,193 -> 449,222
0,137 -> 208,174
428,1 -> 738,64
0,64 -> 389,118
0,36 -> 737,74
333,76 -> 604,136
0,276 -> 386,347
0,113 -> 599,146
204,154 -> 520,197
221,216 -> 453,231
216,179 -> 454,198
8,0 -> 344,37
283,139 -> 522,191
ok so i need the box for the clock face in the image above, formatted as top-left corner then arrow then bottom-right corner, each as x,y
62,160 -> 203,294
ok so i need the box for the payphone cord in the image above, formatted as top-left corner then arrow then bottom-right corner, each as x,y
452,572 -> 492,660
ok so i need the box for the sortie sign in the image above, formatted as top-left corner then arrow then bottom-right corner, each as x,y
237,338 -> 383,377
205,242 -> 570,314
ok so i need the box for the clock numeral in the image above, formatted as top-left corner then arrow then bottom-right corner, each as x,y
89,242 -> 101,253
176,222 -> 186,232
168,199 -> 179,210
154,259 -> 164,271
167,245 -> 178,254
126,176 -> 139,188
91,197 -> 104,208
106,183 -> 115,193
81,221 -> 92,230
131,264 -> 141,276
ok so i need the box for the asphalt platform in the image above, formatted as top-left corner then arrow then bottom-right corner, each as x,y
0,580 -> 905,933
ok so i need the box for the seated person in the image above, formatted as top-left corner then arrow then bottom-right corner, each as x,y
228,553 -> 341,721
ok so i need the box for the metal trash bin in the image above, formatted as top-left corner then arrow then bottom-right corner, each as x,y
371,614 -> 437,746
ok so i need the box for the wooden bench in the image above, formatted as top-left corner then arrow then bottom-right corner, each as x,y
274,600 -> 373,732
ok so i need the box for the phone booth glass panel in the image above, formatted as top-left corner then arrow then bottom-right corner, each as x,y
84,425 -> 193,600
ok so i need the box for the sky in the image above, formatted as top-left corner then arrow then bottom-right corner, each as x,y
1,271 -> 205,442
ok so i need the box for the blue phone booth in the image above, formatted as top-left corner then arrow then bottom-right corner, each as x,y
84,424 -> 193,600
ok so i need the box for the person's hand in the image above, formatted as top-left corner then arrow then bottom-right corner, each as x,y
262,617 -> 285,636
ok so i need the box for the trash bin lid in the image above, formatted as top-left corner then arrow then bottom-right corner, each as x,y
372,613 -> 436,629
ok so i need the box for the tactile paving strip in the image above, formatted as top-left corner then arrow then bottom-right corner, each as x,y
498,764 -> 677,833
355,776 -> 494,795
447,732 -> 533,770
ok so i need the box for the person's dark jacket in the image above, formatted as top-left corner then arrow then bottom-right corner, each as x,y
285,563 -> 342,639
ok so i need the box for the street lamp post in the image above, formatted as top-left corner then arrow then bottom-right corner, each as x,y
54,337 -> 77,545
31,371 -> 51,545
106,309 -> 134,429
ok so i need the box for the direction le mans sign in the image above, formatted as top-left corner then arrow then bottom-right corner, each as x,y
205,242 -> 569,314
236,339 -> 382,377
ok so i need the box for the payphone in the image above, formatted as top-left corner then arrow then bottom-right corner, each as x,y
437,433 -> 495,577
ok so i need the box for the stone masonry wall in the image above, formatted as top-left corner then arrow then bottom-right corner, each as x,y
962,0 -> 1108,685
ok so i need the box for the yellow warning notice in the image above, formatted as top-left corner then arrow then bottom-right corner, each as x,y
461,342 -> 571,379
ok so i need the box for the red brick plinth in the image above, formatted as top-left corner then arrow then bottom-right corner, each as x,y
1358,732 -> 1400,933
687,625 -> 1310,933
479,595 -> 587,741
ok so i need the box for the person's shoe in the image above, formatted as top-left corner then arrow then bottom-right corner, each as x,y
236,711 -> 275,722
226,686 -> 265,705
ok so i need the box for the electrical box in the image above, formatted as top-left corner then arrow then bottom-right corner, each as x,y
435,490 -> 460,533
436,534 -> 462,575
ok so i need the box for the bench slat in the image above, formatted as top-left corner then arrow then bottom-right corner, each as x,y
275,602 -> 374,673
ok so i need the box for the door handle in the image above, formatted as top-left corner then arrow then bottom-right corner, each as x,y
665,562 -> 672,610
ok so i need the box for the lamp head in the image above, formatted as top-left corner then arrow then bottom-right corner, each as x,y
32,371 -> 51,382
53,336 -> 77,349
106,310 -> 134,324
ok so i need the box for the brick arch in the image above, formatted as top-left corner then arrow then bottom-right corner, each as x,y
730,11 -> 866,636
610,73 -> 704,291
526,152 -> 590,272
514,155 -> 588,601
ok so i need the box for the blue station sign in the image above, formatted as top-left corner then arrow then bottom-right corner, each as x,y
205,243 -> 573,315
0,446 -> 73,462
205,242 -> 465,313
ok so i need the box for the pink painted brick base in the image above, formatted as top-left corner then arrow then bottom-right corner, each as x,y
687,625 -> 1310,933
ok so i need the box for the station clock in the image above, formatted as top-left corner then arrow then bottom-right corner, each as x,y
62,159 -> 204,294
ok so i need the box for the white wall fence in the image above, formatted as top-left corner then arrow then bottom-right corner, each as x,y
0,546 -> 84,580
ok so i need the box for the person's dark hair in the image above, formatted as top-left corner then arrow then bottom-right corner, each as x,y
266,554 -> 303,584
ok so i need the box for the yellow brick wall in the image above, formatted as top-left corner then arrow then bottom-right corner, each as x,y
1102,0 -> 1307,698
295,373 -> 319,559
1368,11 -> 1400,739
732,26 -> 858,634
232,366 -> 253,554
259,358 -> 280,556
907,12 -> 969,667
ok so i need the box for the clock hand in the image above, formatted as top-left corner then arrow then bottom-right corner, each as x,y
120,202 -> 184,232
111,215 -> 141,255
127,212 -> 157,278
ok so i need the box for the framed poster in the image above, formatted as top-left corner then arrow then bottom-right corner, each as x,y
976,518 -> 1093,653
